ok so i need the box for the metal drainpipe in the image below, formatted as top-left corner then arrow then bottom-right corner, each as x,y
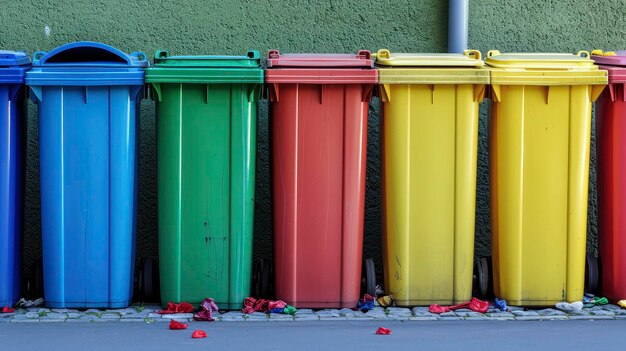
448,0 -> 469,53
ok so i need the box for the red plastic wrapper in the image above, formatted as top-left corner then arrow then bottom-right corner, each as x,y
376,327 -> 392,335
169,320 -> 188,330
191,330 -> 207,338
242,297 -> 289,314
194,298 -> 220,322
160,302 -> 194,314
1,307 -> 15,313
429,297 -> 489,314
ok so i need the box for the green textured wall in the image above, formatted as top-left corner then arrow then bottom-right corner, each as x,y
1,0 -> 625,293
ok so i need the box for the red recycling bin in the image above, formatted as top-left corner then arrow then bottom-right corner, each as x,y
266,50 -> 377,308
594,50 -> 626,302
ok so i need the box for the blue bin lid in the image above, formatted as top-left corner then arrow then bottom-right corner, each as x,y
0,50 -> 31,84
26,41 -> 147,87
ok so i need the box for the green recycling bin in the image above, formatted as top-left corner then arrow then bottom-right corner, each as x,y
146,51 -> 263,308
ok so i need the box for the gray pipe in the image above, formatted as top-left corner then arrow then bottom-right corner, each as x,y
448,0 -> 469,53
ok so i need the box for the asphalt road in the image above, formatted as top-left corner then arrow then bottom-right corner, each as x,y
1,320 -> 623,351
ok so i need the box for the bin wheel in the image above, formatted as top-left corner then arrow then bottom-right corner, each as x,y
476,257 -> 491,298
585,253 -> 599,294
254,259 -> 271,298
364,258 -> 376,297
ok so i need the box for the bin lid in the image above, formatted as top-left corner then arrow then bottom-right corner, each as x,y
26,41 -> 147,86
266,50 -> 374,68
486,50 -> 607,86
591,50 -> 626,83
374,49 -> 488,85
145,50 -> 263,84
374,49 -> 484,68
590,50 -> 626,66
0,50 -> 31,84
264,50 -> 377,84
485,50 -> 596,69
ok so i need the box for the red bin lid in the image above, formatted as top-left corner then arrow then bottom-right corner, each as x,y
591,50 -> 626,83
266,50 -> 374,68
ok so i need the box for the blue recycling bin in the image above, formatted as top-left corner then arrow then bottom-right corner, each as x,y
0,51 -> 30,307
26,42 -> 147,308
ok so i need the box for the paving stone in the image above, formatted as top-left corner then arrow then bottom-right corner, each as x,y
78,315 -> 98,321
39,318 -> 67,322
295,309 -> 314,315
386,307 -> 412,316
487,312 -> 514,318
438,312 -> 458,318
105,308 -> 136,314
512,310 -> 539,317
319,316 -> 347,321
537,309 -> 566,316
590,310 -> 615,316
121,313 -> 148,319
464,316 -> 489,321
83,309 -> 101,314
408,316 -> 438,321
244,312 -> 268,321
612,309 -> 626,315
66,313 -> 82,319
51,308 -> 78,313
119,318 -> 145,322
10,318 -> 40,323
269,314 -> 295,321
66,318 -> 94,323
92,318 -> 120,322
488,317 -> 515,321
159,313 -> 193,320
385,315 -> 411,321
0,318 -> 10,323
220,312 -> 245,321
599,304 -> 621,311
338,308 -> 355,316
411,306 -> 430,314
40,313 -> 67,320
508,306 -> 525,311
412,308 -> 437,317
24,312 -> 40,319
567,310 -> 589,316
568,315 -> 614,320
148,313 -> 162,319
294,314 -> 320,321
316,310 -> 341,318
346,315 -> 374,320
613,315 -> 626,320
513,315 -> 545,321
455,311 -> 485,317
454,308 -> 473,313
99,313 -> 122,319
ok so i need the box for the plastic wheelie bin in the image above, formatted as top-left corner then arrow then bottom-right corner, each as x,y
487,50 -> 607,306
266,50 -> 377,308
593,50 -> 626,302
146,51 -> 263,309
0,51 -> 30,307
26,42 -> 147,308
375,49 -> 488,306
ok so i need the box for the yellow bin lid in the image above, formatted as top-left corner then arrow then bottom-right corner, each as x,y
486,50 -> 607,86
375,49 -> 488,84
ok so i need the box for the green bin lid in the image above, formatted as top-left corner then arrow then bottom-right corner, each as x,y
145,50 -> 263,84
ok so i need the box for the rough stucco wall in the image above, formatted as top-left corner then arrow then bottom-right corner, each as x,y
0,0 -> 624,292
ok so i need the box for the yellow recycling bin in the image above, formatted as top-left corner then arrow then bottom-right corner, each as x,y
376,49 -> 488,306
487,51 -> 607,306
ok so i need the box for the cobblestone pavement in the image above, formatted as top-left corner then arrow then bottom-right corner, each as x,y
2,304 -> 626,323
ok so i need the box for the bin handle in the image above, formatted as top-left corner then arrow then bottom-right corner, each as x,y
576,51 -> 590,58
33,51 -> 47,61
464,50 -> 481,60
356,50 -> 371,60
486,50 -> 500,58
155,50 -> 169,60
376,49 -> 391,60
246,50 -> 260,59
130,52 -> 148,62
267,50 -> 280,60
